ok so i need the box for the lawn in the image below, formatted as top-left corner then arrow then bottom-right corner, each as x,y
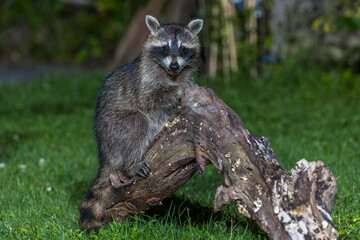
0,61 -> 359,239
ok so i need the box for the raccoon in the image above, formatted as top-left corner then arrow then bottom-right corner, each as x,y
80,15 -> 203,231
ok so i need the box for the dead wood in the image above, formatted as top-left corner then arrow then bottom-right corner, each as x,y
104,85 -> 339,240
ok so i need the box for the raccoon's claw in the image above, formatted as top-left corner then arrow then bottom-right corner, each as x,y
136,161 -> 151,178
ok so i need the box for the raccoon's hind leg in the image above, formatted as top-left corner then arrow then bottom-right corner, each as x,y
81,110 -> 152,231
111,110 -> 152,178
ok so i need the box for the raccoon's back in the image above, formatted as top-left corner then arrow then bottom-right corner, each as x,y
96,57 -> 142,113
94,57 -> 142,166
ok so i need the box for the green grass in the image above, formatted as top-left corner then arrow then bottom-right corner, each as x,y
0,61 -> 359,239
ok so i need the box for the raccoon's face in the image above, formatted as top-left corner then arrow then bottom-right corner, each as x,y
151,39 -> 195,76
144,16 -> 203,76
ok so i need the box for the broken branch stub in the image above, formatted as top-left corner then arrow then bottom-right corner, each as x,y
106,85 -> 338,239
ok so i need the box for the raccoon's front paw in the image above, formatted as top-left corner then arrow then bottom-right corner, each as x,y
135,161 -> 151,178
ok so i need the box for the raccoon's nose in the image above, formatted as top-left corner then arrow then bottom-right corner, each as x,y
169,62 -> 180,72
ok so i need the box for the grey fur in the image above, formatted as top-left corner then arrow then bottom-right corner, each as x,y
80,15 -> 203,231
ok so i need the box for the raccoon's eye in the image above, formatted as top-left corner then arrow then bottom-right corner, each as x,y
161,46 -> 169,54
179,46 -> 186,54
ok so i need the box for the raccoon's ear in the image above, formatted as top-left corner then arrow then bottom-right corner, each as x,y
145,15 -> 160,36
187,19 -> 203,35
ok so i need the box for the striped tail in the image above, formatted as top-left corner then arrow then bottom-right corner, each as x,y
80,172 -> 113,232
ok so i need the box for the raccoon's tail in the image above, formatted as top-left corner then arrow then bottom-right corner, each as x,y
80,173 -> 112,232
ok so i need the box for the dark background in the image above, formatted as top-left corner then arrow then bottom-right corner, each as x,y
1,0 -> 359,83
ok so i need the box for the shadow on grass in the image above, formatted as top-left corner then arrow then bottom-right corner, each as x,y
69,178 -> 264,236
144,194 -> 264,236
69,165 -> 265,237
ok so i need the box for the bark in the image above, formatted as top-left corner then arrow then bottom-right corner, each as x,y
104,85 -> 339,239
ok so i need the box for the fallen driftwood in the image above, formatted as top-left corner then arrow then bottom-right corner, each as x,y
102,85 -> 338,239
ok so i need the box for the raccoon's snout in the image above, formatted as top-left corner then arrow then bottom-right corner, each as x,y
161,56 -> 183,76
169,61 -> 180,73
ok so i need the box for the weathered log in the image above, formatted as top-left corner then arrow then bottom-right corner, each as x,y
104,85 -> 338,239
185,86 -> 339,239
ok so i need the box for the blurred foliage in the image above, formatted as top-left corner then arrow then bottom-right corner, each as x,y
309,1 -> 360,68
312,0 -> 360,33
1,0 -> 358,70
0,0 -> 147,63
